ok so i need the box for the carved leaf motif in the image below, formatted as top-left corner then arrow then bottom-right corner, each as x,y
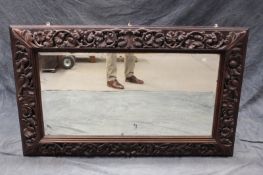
11,27 -> 247,156
13,28 -> 244,50
37,143 -> 219,156
14,41 -> 38,148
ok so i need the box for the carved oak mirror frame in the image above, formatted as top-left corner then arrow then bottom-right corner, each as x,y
10,25 -> 248,156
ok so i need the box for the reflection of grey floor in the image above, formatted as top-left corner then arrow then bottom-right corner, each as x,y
42,90 -> 215,136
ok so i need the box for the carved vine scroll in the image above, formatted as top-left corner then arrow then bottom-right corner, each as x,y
13,40 -> 39,153
11,26 -> 248,156
13,28 -> 245,49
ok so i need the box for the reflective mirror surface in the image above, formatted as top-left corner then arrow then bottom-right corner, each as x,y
39,52 -> 219,136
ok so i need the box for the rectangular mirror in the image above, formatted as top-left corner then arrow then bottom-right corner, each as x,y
39,52 -> 219,137
10,25 -> 248,156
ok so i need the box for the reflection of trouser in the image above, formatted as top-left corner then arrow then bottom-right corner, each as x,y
106,53 -> 136,81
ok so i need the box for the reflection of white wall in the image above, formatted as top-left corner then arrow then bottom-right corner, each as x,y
40,53 -> 219,92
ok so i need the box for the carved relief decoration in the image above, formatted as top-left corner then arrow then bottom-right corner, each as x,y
11,27 -> 247,156
13,28 -> 245,49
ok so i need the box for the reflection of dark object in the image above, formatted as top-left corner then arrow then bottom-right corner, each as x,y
117,55 -> 138,62
89,56 -> 96,63
40,55 -> 59,73
40,54 -> 96,72
76,55 -> 97,63
107,79 -> 124,89
61,55 -> 75,69
40,55 -> 76,72
133,123 -> 138,128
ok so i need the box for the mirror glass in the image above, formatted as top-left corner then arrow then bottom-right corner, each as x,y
38,52 -> 219,136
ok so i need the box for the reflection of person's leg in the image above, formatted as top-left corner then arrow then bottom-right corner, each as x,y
106,53 -> 124,89
124,53 -> 135,78
124,53 -> 144,84
106,53 -> 117,81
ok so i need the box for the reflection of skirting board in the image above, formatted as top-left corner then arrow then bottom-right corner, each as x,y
42,90 -> 215,136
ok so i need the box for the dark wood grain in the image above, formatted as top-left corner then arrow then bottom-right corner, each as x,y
9,25 -> 248,156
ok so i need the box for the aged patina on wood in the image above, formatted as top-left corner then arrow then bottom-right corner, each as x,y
10,25 -> 248,156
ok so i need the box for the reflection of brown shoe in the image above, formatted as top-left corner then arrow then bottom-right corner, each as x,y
107,79 -> 124,89
126,75 -> 144,84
